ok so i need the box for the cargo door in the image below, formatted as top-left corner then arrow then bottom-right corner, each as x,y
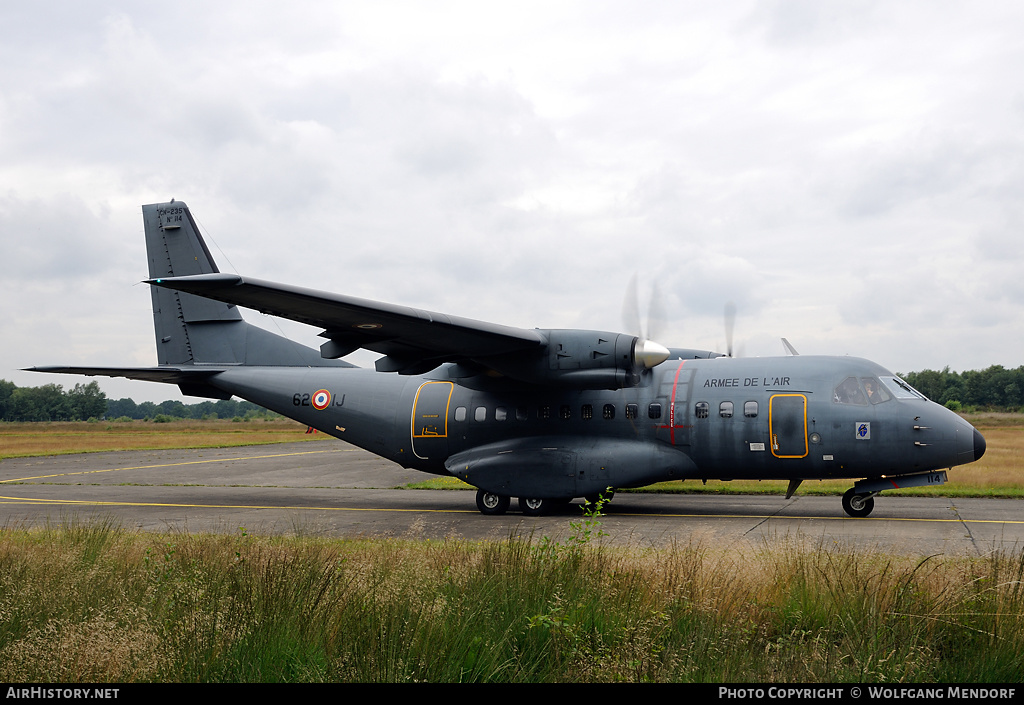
411,381 -> 453,459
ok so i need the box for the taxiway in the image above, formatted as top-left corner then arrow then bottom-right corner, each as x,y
1,440 -> 1021,555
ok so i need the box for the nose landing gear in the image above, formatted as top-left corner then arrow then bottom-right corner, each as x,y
842,470 -> 949,518
841,488 -> 876,518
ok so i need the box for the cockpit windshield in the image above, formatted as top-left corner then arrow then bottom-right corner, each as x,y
879,375 -> 927,401
833,376 -> 893,405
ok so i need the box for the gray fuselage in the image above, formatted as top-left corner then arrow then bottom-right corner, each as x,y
207,353 -> 982,498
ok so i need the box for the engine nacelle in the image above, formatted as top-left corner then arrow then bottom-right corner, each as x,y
476,329 -> 668,389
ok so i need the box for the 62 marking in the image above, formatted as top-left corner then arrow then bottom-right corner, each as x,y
293,390 -> 344,410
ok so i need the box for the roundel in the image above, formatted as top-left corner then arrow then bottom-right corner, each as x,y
311,389 -> 332,410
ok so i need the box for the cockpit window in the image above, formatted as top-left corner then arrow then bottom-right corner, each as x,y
861,377 -> 891,404
879,376 -> 927,400
833,377 -> 867,405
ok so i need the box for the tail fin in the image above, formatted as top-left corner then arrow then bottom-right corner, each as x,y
143,200 -> 345,368
144,201 -> 243,365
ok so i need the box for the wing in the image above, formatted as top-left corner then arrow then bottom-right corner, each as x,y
147,273 -> 545,373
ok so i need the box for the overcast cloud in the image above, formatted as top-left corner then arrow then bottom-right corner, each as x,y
2,1 -> 1023,402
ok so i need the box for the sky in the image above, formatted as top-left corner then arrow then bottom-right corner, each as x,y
2,1 -> 1023,403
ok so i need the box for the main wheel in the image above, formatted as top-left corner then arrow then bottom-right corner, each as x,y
519,497 -> 551,516
476,489 -> 510,515
842,488 -> 875,518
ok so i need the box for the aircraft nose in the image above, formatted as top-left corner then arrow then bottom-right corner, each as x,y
973,427 -> 986,462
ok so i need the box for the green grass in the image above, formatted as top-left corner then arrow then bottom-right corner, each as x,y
0,520 -> 1022,682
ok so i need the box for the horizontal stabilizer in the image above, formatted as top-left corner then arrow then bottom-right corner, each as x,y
26,365 -> 237,400
26,365 -> 226,384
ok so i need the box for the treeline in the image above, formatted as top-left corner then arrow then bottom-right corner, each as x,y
0,380 -> 276,422
900,365 -> 1024,411
0,380 -> 107,422
105,396 -> 277,421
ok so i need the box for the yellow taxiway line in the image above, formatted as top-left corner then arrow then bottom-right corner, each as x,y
0,493 -> 1020,524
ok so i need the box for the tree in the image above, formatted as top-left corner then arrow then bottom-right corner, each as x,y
0,379 -> 16,420
68,381 -> 106,420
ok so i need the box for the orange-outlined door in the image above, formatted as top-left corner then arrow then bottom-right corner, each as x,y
411,381 -> 454,459
769,394 -> 808,458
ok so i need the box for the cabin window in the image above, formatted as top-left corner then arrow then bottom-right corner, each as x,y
454,406 -> 467,422
474,406 -> 487,422
720,401 -> 734,418
539,405 -> 551,419
744,401 -> 758,418
603,404 -> 615,420
560,405 -> 572,419
495,407 -> 508,421
695,401 -> 709,419
648,403 -> 662,419
516,407 -> 529,421
625,403 -> 638,419
581,404 -> 593,420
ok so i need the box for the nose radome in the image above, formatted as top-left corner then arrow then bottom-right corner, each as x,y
973,428 -> 986,462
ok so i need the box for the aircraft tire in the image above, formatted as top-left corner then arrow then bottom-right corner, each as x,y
476,490 -> 510,516
519,497 -> 551,516
842,488 -> 874,518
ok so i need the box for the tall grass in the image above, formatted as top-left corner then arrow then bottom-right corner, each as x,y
0,520 -> 1021,682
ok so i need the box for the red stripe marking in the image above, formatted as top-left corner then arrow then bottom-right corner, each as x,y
669,360 -> 686,445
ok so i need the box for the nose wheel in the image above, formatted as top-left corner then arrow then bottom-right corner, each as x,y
842,488 -> 875,518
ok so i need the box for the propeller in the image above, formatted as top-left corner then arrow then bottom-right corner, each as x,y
622,274 -> 670,369
724,301 -> 736,357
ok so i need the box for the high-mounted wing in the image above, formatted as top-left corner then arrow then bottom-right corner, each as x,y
147,273 -> 546,374
31,199 -> 669,395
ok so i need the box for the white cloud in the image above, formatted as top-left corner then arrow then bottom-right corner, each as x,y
3,1 -> 1024,401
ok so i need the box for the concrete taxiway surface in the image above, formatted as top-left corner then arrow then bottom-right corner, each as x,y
1,440 -> 1022,555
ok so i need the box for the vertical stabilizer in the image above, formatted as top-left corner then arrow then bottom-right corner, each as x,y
143,201 -> 343,368
144,201 -> 243,364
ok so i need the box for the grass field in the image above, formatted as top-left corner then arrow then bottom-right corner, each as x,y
0,419 -> 326,458
0,522 -> 1020,682
1,415 -> 1022,497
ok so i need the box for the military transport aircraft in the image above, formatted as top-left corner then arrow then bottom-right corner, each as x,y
30,201 -> 987,518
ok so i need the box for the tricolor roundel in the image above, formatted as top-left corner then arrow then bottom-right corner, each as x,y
312,389 -> 332,410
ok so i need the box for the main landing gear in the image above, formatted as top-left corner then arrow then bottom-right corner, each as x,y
473,489 -> 592,516
519,497 -> 552,516
475,490 -> 510,515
